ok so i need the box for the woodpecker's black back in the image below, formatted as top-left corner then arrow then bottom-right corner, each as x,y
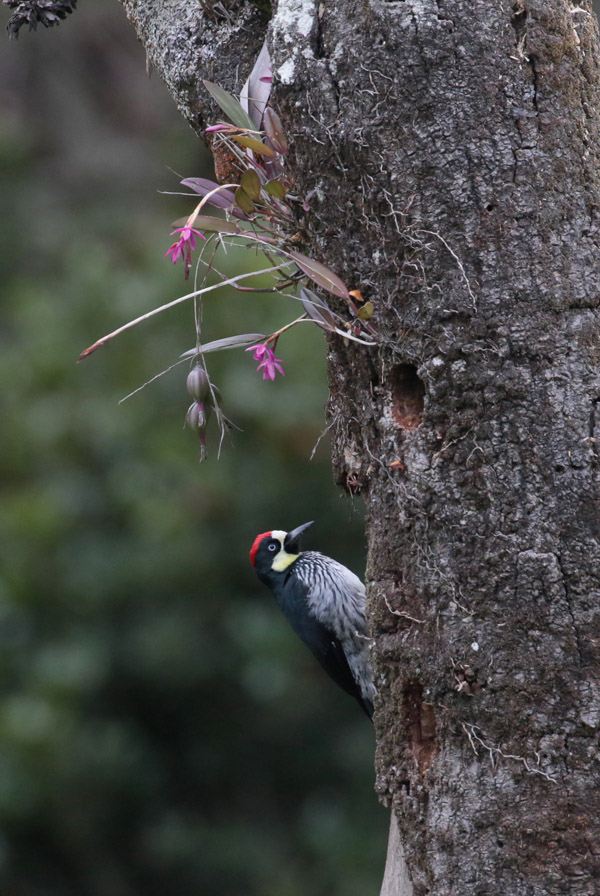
250,523 -> 375,718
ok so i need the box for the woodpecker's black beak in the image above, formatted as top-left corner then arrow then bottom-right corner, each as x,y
284,521 -> 314,553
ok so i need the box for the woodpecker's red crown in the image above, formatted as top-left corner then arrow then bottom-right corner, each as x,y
250,531 -> 272,567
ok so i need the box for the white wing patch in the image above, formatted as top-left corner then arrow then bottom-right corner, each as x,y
294,551 -> 376,707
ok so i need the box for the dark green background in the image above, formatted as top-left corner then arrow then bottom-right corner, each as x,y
0,3 -> 386,894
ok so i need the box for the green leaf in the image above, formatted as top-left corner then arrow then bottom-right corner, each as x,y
203,81 -> 256,131
235,187 -> 256,214
357,301 -> 374,320
240,170 -> 262,201
289,251 -> 350,299
265,180 -> 287,198
232,135 -> 276,157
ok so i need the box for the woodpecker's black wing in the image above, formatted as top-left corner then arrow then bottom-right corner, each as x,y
274,576 -> 373,717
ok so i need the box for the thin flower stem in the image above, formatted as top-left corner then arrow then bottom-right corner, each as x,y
118,356 -> 190,403
78,261 -> 295,361
184,184 -> 240,230
195,252 -> 296,293
263,314 -> 375,345
265,315 -> 308,345
194,236 -> 220,336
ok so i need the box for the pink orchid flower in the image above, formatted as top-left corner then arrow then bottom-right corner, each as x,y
165,224 -> 205,279
246,343 -> 285,381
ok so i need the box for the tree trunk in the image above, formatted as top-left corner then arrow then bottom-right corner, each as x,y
121,1 -> 600,893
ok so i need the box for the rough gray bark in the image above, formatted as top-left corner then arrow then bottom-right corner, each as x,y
120,0 -> 268,130
121,1 -> 600,893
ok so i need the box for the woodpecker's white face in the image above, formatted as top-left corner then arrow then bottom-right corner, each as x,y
268,531 -> 298,572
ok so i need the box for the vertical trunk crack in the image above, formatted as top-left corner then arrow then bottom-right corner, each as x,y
529,53 -> 539,111
589,397 -> 599,465
555,552 -> 584,668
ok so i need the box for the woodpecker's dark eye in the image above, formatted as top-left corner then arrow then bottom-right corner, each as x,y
268,542 -> 278,552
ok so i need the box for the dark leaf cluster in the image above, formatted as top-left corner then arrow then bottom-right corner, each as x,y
4,0 -> 77,38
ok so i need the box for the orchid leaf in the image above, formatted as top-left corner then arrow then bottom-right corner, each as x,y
299,303 -> 334,332
181,178 -> 237,208
203,80 -> 255,131
265,179 -> 287,198
240,169 -> 262,201
263,157 -> 285,183
289,251 -> 350,299
235,187 -> 256,214
299,288 -> 337,329
240,39 -> 272,127
181,179 -> 249,220
263,107 -> 289,154
357,301 -> 374,320
232,135 -> 276,157
181,334 -> 266,358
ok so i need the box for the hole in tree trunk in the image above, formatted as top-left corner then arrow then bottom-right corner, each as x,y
403,679 -> 436,774
388,364 -> 425,429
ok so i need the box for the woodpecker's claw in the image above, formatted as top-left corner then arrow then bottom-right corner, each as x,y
284,520 -> 314,552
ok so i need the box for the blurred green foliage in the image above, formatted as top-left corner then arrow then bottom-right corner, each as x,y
0,3 -> 386,895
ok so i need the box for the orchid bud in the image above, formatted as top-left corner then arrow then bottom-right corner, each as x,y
186,400 -> 210,430
186,365 -> 210,401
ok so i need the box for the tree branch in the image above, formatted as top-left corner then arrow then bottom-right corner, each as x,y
120,0 -> 269,135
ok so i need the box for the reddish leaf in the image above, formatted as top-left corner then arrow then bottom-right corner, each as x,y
263,107 -> 289,154
289,251 -> 350,299
240,39 -> 272,127
299,288 -> 336,330
181,178 -> 237,208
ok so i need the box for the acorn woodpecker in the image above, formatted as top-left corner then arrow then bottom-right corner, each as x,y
249,521 -> 375,718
